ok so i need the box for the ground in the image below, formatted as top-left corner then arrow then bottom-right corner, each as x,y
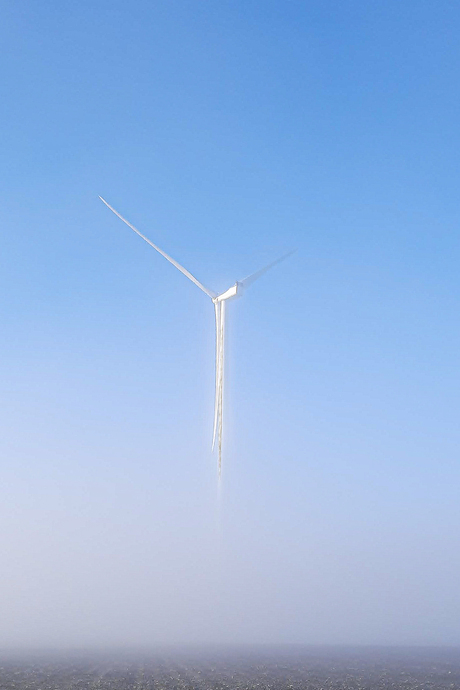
1,647 -> 459,689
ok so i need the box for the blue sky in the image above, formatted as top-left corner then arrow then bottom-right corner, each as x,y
1,1 -> 460,647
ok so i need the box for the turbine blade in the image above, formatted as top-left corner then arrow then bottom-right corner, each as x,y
218,300 -> 225,479
212,301 -> 220,451
239,250 -> 296,289
99,196 -> 216,299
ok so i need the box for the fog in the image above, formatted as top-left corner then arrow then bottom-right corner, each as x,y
1,217 -> 459,650
2,396 -> 459,649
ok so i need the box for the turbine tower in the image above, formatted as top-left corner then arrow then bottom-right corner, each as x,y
99,197 -> 293,477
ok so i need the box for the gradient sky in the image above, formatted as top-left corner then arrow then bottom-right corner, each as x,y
1,1 -> 460,648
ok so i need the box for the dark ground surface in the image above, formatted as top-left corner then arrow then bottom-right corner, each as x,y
1,647 -> 460,690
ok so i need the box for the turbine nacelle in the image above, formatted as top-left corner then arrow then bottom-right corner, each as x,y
213,283 -> 240,303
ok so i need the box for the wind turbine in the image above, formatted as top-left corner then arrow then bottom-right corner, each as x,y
99,196 -> 293,477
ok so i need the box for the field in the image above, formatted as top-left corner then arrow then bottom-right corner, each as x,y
1,647 -> 460,689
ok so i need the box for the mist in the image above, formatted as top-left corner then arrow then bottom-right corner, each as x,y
2,409 -> 459,649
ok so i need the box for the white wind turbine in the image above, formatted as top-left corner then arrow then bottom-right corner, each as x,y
99,196 -> 293,477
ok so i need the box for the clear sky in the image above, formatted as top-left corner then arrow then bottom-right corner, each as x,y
1,0 -> 460,648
